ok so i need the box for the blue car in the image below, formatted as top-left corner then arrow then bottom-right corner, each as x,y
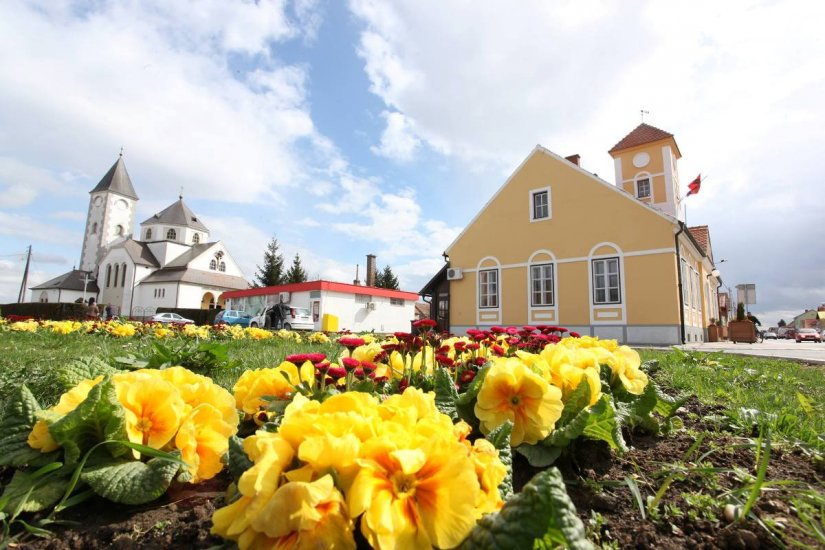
213,309 -> 252,327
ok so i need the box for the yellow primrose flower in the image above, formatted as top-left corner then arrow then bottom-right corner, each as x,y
474,356 -> 564,446
606,345 -> 649,395
114,372 -> 186,449
175,403 -> 237,483
109,322 -> 137,337
227,325 -> 246,340
233,368 -> 297,416
11,320 -> 38,332
468,438 -> 507,514
348,431 -> 480,550
156,366 -> 237,425
307,331 -> 330,343
28,375 -> 105,453
153,327 -> 174,339
244,327 -> 273,340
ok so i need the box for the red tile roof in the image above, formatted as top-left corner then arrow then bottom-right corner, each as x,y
608,123 -> 677,155
688,225 -> 711,257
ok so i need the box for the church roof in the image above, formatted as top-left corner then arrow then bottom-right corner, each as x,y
119,239 -> 159,267
140,267 -> 248,290
90,156 -> 139,200
30,269 -> 100,292
608,123 -> 680,156
164,243 -> 216,268
141,198 -> 209,232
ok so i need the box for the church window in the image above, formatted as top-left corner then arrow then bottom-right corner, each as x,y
146,228 -> 152,240
92,222 -> 98,234
193,233 -> 200,244
113,264 -> 119,287
636,177 -> 651,199
39,291 -> 49,303
209,259 -> 217,270
116,225 -> 124,236
166,228 -> 177,240
106,264 -> 112,287
219,261 -> 226,272
121,263 -> 127,286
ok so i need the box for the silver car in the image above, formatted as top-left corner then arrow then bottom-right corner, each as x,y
151,312 -> 195,324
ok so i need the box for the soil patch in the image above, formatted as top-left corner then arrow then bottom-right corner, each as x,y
14,399 -> 825,549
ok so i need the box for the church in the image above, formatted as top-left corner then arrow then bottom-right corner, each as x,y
30,156 -> 248,317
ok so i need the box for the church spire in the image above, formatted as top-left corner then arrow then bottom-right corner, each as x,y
90,156 -> 138,200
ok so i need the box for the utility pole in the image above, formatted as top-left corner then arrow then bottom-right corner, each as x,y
17,245 -> 31,303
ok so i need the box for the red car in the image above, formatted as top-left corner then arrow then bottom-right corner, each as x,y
795,328 -> 821,343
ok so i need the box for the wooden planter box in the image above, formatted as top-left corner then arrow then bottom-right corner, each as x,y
707,325 -> 722,342
729,320 -> 756,343
720,326 -> 728,340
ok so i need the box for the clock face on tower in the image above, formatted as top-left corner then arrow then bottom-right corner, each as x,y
93,196 -> 103,206
116,199 -> 128,210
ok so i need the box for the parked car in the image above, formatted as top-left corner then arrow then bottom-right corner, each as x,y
784,328 -> 797,340
249,304 -> 314,331
763,329 -> 778,340
795,328 -> 821,343
151,312 -> 194,324
213,309 -> 252,327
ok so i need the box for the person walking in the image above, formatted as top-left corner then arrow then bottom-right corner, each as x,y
105,304 -> 113,320
747,312 -> 762,341
87,298 -> 100,320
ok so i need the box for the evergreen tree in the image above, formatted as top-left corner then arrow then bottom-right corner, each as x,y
777,319 -> 786,327
254,236 -> 285,287
375,265 -> 400,290
285,253 -> 308,284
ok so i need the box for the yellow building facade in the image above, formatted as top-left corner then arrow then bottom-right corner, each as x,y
425,124 -> 721,345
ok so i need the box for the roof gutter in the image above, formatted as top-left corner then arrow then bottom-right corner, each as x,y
675,222 -> 686,344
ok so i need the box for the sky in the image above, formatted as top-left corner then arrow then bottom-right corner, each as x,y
1,0 -> 823,327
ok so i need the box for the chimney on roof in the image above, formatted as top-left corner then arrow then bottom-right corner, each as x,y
565,154 -> 580,166
353,264 -> 361,286
366,254 -> 377,287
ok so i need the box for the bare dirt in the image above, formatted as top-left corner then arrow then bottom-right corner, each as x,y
14,398 -> 824,549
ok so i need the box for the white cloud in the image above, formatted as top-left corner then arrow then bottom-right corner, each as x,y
52,211 -> 86,222
0,212 -> 81,245
371,111 -> 421,161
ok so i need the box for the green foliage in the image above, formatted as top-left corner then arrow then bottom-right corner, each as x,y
1,464 -> 67,514
433,367 -> 459,420
736,301 -> 746,321
285,253 -> 308,284
375,265 -> 400,289
455,364 -> 491,431
460,468 -> 593,550
0,385 -> 55,468
254,236 -> 285,287
227,435 -> 253,484
486,421 -> 514,500
80,453 -> 183,505
57,357 -> 120,390
117,339 -> 236,371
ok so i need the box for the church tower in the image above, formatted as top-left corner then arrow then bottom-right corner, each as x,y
79,155 -> 139,273
608,123 -> 683,219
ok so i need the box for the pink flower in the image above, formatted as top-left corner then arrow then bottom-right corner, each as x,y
569,331 -> 581,338
338,337 -> 366,349
459,370 -> 476,384
341,357 -> 360,371
413,319 -> 438,330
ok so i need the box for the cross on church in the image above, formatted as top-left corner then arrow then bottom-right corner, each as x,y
179,186 -> 183,200
640,110 -> 649,123
119,146 -> 124,157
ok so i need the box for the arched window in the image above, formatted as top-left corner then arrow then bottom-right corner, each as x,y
166,228 -> 176,240
115,225 -> 124,236
106,264 -> 112,287
219,261 -> 226,272
113,264 -> 119,287
209,259 -> 217,270
192,233 -> 200,244
146,228 -> 152,240
39,291 -> 49,303
121,263 -> 127,287
91,222 -> 98,234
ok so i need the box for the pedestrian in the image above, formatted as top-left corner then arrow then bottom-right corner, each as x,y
105,304 -> 113,320
87,298 -> 100,319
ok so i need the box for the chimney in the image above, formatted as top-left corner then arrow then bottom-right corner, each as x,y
353,264 -> 360,286
366,254 -> 377,287
565,154 -> 580,166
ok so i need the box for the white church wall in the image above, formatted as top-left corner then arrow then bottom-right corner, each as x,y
147,241 -> 189,267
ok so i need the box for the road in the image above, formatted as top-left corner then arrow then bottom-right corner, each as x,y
675,339 -> 825,364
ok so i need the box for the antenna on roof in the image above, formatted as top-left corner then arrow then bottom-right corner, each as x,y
640,110 -> 649,123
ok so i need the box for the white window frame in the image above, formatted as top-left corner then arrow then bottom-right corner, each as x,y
209,259 -> 217,271
166,228 -> 176,240
681,259 -> 689,306
530,263 -> 554,307
592,257 -> 621,304
478,269 -> 499,309
636,177 -> 651,199
529,186 -> 551,222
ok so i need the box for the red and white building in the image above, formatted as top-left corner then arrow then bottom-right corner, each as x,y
222,280 -> 419,333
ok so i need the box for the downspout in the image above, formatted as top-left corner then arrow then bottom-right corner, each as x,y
674,223 -> 686,344
129,267 -> 137,319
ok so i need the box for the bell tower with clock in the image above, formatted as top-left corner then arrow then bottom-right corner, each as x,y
79,154 -> 139,273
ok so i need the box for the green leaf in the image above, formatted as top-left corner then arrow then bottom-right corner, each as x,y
434,367 -> 459,420
557,381 -> 591,427
547,404 -> 591,450
582,395 -> 627,452
516,445 -> 562,468
56,357 -> 120,391
486,421 -> 513,500
1,466 -> 69,513
80,452 -> 182,505
0,385 -> 57,467
461,467 -> 594,550
49,378 -> 129,465
796,391 -> 814,416
227,435 -> 253,483
456,364 -> 491,429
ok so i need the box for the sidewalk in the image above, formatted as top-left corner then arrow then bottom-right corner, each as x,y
674,340 -> 825,365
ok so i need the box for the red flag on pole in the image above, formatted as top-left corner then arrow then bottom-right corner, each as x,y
686,174 -> 701,196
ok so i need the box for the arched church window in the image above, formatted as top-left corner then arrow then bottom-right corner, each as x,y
146,228 -> 152,240
219,261 -> 226,272
193,233 -> 200,244
121,263 -> 127,286
167,228 -> 176,240
92,222 -> 98,234
209,259 -> 217,270
113,264 -> 119,287
106,264 -> 112,287
40,291 -> 48,303
116,225 -> 124,236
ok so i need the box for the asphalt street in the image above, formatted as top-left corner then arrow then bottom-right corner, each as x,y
675,339 -> 825,364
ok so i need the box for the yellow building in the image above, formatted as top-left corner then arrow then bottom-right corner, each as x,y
421,124 -> 722,345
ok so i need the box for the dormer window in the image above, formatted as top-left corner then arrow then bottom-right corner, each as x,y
530,187 -> 551,221
192,233 -> 200,244
636,177 -> 651,199
145,228 -> 152,240
166,228 -> 176,240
